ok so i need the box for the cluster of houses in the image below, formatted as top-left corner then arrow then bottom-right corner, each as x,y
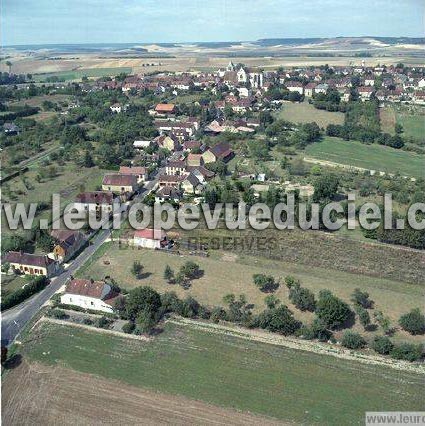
89,61 -> 425,107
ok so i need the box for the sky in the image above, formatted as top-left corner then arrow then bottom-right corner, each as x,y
2,0 -> 424,46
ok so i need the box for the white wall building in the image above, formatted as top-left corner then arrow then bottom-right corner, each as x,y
61,279 -> 119,313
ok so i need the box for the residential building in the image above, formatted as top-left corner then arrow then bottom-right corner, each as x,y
202,142 -> 234,164
133,229 -> 168,249
61,278 -> 120,313
50,229 -> 87,263
119,166 -> 148,183
4,251 -> 58,277
102,174 -> 138,196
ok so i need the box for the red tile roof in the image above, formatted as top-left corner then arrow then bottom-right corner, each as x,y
119,166 -> 147,176
65,278 -> 116,301
134,229 -> 166,240
155,103 -> 176,113
4,251 -> 54,267
75,191 -> 114,205
102,174 -> 137,187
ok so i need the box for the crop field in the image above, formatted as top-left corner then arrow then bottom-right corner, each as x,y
33,67 -> 133,82
6,321 -> 423,425
80,236 -> 425,343
305,136 -> 425,178
2,360 -> 279,426
275,101 -> 345,128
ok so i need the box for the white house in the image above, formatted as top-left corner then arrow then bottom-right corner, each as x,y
61,279 -> 120,313
110,103 -> 127,113
133,140 -> 151,150
133,229 -> 168,249
286,82 -> 304,94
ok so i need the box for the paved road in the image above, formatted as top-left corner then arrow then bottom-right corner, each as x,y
1,172 -> 161,345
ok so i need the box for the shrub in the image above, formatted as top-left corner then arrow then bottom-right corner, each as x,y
315,290 -> 353,330
180,261 -> 201,279
96,316 -> 112,329
178,296 -> 200,319
371,336 -> 394,355
1,276 -> 48,311
390,343 -> 423,362
210,306 -> 226,323
350,288 -> 373,308
340,331 -> 366,349
398,308 -> 425,335
257,305 -> 301,335
82,318 -> 94,325
47,309 -> 68,320
289,283 -> 316,312
253,274 -> 278,293
355,305 -> 371,330
126,286 -> 161,320
122,321 -> 135,334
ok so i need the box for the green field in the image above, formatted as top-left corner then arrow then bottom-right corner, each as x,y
396,111 -> 425,142
305,137 -> 425,178
80,239 -> 425,343
275,101 -> 345,128
22,321 -> 424,424
33,67 -> 133,82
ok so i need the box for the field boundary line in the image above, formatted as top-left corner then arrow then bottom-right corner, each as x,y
167,317 -> 425,375
40,317 -> 151,341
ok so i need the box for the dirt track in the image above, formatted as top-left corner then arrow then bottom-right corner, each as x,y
2,361 -> 284,426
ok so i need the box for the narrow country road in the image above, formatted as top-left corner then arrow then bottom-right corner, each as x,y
1,172 -> 162,345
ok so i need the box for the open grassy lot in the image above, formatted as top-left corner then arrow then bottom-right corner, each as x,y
81,238 -> 424,343
0,274 -> 29,298
379,106 -> 396,134
17,321 -> 424,424
305,136 -> 425,178
396,109 -> 425,142
275,101 -> 345,128
33,67 -> 133,82
1,163 -> 110,236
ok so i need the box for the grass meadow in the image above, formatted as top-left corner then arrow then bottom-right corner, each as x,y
275,101 -> 345,128
305,136 -> 425,178
80,237 -> 425,344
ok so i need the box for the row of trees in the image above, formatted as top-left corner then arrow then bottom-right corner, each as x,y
113,281 -> 423,362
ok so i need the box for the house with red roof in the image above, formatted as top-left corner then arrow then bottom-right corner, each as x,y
61,278 -> 121,313
4,251 -> 58,277
133,229 -> 168,249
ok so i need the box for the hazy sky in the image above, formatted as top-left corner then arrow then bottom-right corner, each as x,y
2,0 -> 424,45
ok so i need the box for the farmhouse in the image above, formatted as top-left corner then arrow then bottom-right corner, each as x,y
202,142 -> 234,164
61,278 -> 120,313
4,251 -> 58,277
286,81 -> 304,94
110,103 -> 127,113
154,103 -> 176,115
155,134 -> 181,151
133,140 -> 151,150
102,174 -> 138,196
187,153 -> 203,167
119,166 -> 148,183
74,191 -> 118,214
133,229 -> 168,249
182,173 -> 204,194
158,174 -> 185,188
50,229 -> 87,263
165,160 -> 187,176
304,82 -> 316,97
154,186 -> 182,203
358,86 -> 375,101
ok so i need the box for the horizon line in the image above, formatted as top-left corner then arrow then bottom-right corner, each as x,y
2,35 -> 425,48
